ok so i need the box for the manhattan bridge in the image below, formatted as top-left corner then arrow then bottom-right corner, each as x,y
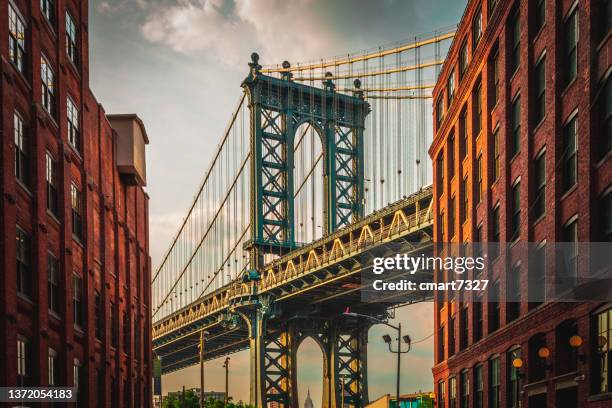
151,28 -> 455,408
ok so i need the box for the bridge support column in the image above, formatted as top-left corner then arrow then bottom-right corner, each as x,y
324,324 -> 369,408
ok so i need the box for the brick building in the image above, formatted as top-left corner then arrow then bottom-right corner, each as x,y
1,1 -> 151,407
430,0 -> 610,407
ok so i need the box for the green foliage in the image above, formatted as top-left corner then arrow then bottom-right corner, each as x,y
162,389 -> 200,408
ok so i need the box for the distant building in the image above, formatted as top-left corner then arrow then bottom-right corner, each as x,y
304,388 -> 314,408
366,392 -> 434,408
166,388 -> 227,403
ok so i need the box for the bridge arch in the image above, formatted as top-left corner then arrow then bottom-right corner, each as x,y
293,121 -> 326,244
295,335 -> 327,408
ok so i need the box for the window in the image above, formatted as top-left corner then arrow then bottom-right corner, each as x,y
595,307 -> 612,394
561,218 -> 578,290
535,0 -> 546,33
41,55 -> 56,116
46,152 -> 59,216
436,97 -> 444,129
447,69 -> 456,106
555,320 -> 578,374
461,176 -> 468,224
14,112 -> 28,185
529,334 -> 547,382
95,291 -> 102,340
438,380 -> 446,408
72,274 -> 83,327
491,50 -> 499,107
511,181 -> 520,240
460,304 -> 469,349
489,281 -> 500,332
492,128 -> 500,182
563,116 -> 577,191
67,98 -> 80,150
66,12 -> 78,66
507,263 -> 521,322
511,11 -> 521,74
16,227 -> 31,297
474,364 -> 483,408
8,4 -> 26,74
48,348 -> 58,386
460,369 -> 469,408
449,195 -> 456,238
474,297 -> 483,342
438,325 -> 445,362
459,108 -> 467,160
489,357 -> 501,408
476,154 -> 483,203
41,0 -> 55,25
48,253 -> 60,314
534,152 -> 546,219
529,243 -> 546,308
71,184 -> 83,240
17,336 -> 28,386
511,97 -> 521,157
535,56 -> 546,125
437,154 -> 445,195
459,41 -> 468,80
563,8 -> 578,87
507,348 -> 521,408
472,8 -> 482,49
473,82 -> 482,135
448,134 -> 455,179
449,376 -> 457,408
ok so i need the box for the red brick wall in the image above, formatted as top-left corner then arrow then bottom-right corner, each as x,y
0,1 -> 151,406
429,0 -> 611,407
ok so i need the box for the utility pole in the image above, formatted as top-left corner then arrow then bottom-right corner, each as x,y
223,357 -> 230,407
199,330 -> 209,408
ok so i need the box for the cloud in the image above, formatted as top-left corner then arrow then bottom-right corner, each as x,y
139,0 -> 343,65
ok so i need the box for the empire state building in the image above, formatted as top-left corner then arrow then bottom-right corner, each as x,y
304,388 -> 314,408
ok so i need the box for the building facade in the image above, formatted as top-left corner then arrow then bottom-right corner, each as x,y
1,0 -> 151,407
430,0 -> 610,407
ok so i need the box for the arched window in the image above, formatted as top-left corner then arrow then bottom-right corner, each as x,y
528,333 -> 547,382
555,319 -> 578,374
593,305 -> 612,394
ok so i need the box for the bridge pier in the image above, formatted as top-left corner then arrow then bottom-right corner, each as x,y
239,307 -> 370,408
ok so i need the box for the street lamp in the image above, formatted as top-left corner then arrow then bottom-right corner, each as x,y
344,311 -> 411,407
223,357 -> 231,407
199,330 -> 210,408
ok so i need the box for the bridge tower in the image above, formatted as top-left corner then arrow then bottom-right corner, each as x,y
240,53 -> 371,408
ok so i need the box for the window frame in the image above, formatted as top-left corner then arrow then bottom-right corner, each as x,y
563,6 -> 579,87
47,252 -> 60,315
472,7 -> 483,50
41,54 -> 56,117
534,53 -> 546,126
72,273 -> 83,328
67,96 -> 80,151
563,114 -> 578,192
14,111 -> 28,186
46,151 -> 59,217
65,11 -> 78,67
8,3 -> 27,74
41,0 -> 56,26
71,183 -> 83,240
16,226 -> 31,298
511,10 -> 521,74
489,356 -> 501,408
534,149 -> 546,219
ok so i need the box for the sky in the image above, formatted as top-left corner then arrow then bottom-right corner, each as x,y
88,0 -> 467,405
